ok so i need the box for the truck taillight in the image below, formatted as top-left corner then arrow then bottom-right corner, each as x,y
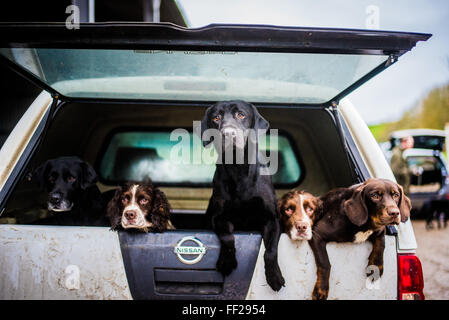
398,254 -> 425,300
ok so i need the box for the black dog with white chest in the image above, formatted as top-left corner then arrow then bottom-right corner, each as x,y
33,156 -> 108,226
200,100 -> 285,291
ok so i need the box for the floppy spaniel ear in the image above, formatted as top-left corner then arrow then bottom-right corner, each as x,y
150,187 -> 172,232
276,190 -> 294,217
79,160 -> 98,190
106,187 -> 123,230
33,159 -> 51,190
249,103 -> 269,131
276,197 -> 286,218
344,184 -> 369,226
398,184 -> 411,222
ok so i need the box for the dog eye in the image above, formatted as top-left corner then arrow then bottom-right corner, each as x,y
213,115 -> 222,122
47,176 -> 55,183
121,196 -> 129,204
371,193 -> 381,200
284,207 -> 293,215
139,198 -> 149,205
67,176 -> 76,183
305,207 -> 314,215
235,112 -> 245,120
392,192 -> 400,199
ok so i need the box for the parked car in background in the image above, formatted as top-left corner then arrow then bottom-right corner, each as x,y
390,129 -> 446,152
388,129 -> 447,218
0,22 -> 429,300
403,148 -> 448,217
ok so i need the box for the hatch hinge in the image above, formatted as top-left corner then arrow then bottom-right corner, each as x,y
385,53 -> 398,67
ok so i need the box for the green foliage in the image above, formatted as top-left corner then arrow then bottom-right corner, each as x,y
369,83 -> 449,142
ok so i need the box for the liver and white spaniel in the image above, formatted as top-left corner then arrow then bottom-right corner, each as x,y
278,190 -> 321,241
107,180 -> 175,232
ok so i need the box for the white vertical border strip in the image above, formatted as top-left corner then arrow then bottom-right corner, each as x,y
88,0 -> 95,23
0,91 -> 52,193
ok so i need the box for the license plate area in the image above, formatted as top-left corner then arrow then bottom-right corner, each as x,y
118,230 -> 261,300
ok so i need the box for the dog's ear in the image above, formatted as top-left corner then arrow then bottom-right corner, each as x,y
276,197 -> 285,217
248,103 -> 270,147
397,183 -> 411,223
150,187 -> 172,232
311,197 -> 323,223
344,184 -> 369,226
199,104 -> 216,148
249,103 -> 269,131
79,160 -> 98,190
33,159 -> 52,190
277,190 -> 293,217
106,186 -> 123,230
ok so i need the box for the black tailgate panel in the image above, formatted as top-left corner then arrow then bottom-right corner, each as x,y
118,230 -> 262,300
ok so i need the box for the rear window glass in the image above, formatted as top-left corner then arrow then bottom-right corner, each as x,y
98,131 -> 302,186
0,48 -> 387,104
391,135 -> 445,151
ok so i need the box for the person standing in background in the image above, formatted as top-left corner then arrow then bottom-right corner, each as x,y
390,135 -> 414,195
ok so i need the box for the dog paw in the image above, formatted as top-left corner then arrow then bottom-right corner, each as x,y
312,284 -> 329,300
216,254 -> 238,276
366,263 -> 383,279
266,272 -> 285,292
265,264 -> 285,291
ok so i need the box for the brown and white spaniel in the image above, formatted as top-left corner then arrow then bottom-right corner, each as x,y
277,190 -> 321,241
106,180 -> 175,232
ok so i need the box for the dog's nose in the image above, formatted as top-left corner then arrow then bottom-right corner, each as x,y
49,192 -> 62,205
295,221 -> 309,232
388,208 -> 400,217
222,126 -> 237,137
124,210 -> 136,220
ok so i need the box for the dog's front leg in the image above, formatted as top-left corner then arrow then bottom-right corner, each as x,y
213,214 -> 238,276
367,231 -> 385,278
309,236 -> 331,300
262,218 -> 285,291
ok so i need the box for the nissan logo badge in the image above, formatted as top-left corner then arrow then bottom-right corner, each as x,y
174,236 -> 207,265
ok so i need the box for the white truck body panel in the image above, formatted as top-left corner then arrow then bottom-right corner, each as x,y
247,235 -> 397,300
0,225 -> 132,300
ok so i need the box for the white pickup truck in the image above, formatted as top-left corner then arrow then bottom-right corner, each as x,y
0,23 -> 428,300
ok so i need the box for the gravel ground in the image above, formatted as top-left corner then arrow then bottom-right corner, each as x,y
413,220 -> 449,300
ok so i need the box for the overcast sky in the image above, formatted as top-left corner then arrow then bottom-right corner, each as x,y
176,0 -> 449,125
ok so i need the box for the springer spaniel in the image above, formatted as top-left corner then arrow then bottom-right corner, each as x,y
278,190 -> 321,241
107,180 -> 175,232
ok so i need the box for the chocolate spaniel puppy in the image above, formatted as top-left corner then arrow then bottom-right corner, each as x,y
309,178 -> 411,300
107,180 -> 175,232
278,190 -> 321,241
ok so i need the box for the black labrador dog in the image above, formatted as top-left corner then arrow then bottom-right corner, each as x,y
33,156 -> 108,226
199,100 -> 285,291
